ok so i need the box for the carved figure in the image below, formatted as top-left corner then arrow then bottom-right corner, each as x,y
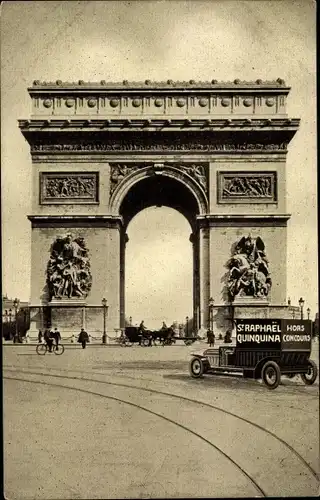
186,164 -> 207,190
47,234 -> 92,300
110,164 -> 139,194
226,236 -> 271,300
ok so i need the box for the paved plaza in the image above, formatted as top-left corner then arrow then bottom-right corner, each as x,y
3,340 -> 319,499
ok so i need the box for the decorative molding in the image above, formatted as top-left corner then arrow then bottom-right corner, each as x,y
32,141 -> 289,153
197,214 -> 290,228
27,215 -> 123,229
31,79 -> 288,88
109,162 -> 208,196
218,172 -> 277,204
40,172 -> 99,204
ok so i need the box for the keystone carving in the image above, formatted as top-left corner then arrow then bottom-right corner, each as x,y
226,236 -> 272,300
47,234 -> 92,300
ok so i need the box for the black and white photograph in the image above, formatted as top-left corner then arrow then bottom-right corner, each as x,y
1,1 -> 318,498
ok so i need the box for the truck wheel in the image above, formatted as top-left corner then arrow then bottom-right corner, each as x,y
190,357 -> 204,378
261,361 -> 281,390
300,360 -> 318,385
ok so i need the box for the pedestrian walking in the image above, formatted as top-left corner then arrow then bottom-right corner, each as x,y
38,330 -> 43,343
78,328 -> 89,349
224,330 -> 232,343
207,329 -> 215,347
53,327 -> 61,349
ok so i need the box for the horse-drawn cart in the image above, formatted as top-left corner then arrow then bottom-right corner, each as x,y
189,319 -> 318,389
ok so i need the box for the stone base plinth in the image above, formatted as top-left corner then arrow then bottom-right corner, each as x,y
49,299 -> 86,306
233,296 -> 269,306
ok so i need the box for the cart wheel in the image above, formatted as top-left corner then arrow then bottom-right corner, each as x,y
125,339 -> 134,347
153,338 -> 161,346
300,360 -> 318,385
36,343 -> 47,355
190,357 -> 204,378
261,361 -> 281,389
142,338 -> 150,347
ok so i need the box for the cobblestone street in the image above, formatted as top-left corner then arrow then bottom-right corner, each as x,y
3,340 -> 319,499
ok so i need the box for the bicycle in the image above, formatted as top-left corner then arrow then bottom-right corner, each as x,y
117,333 -> 133,347
36,343 -> 65,355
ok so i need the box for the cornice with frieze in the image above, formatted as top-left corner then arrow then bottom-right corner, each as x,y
19,117 -> 300,132
27,93 -> 290,118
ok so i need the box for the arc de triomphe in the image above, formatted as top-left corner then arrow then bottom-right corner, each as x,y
19,79 -> 299,335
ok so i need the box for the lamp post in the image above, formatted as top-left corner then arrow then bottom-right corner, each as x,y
13,298 -> 20,343
307,307 -> 311,320
298,297 -> 305,320
186,316 -> 189,337
209,297 -> 214,333
102,298 -> 108,344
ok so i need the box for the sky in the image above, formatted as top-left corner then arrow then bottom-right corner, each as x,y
1,0 -> 317,324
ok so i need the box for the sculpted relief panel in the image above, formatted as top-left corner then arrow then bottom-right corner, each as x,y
40,172 -> 99,204
47,234 -> 92,301
218,172 -> 277,203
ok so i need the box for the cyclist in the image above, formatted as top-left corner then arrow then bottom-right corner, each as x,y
44,328 -> 54,353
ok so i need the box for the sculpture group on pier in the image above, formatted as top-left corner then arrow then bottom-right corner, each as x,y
227,235 -> 272,300
47,234 -> 92,300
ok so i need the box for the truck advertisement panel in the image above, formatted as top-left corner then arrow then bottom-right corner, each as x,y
281,319 -> 312,350
235,319 -> 282,350
235,319 -> 312,351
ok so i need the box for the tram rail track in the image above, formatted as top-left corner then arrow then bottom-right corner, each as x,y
4,365 -> 319,497
5,373 -> 267,498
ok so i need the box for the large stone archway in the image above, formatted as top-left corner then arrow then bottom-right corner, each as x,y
19,79 -> 300,337
112,165 -> 209,329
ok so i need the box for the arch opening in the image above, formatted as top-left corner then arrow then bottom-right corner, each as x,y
118,173 -> 201,331
119,174 -> 200,231
125,207 -> 193,329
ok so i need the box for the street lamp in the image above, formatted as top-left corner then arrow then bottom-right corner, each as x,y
13,298 -> 20,343
102,298 -> 108,344
209,297 -> 214,332
186,316 -> 189,337
307,307 -> 311,320
298,297 -> 305,320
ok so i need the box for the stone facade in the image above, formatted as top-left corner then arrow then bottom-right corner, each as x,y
19,79 -> 300,336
